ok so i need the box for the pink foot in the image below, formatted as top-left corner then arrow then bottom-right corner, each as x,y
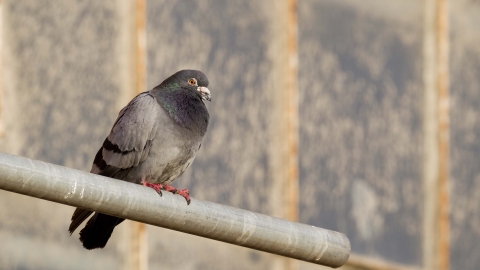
161,184 -> 177,193
176,189 -> 191,205
141,180 -> 163,195
161,184 -> 191,205
141,181 -> 191,205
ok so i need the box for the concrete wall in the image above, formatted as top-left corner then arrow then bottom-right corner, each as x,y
0,0 -> 126,269
299,0 -> 423,265
0,0 -> 479,269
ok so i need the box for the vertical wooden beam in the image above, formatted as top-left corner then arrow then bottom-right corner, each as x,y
423,0 -> 450,269
269,0 -> 299,269
0,0 -> 4,137
123,0 -> 147,270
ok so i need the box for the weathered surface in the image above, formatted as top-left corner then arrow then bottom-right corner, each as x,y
449,2 -> 480,270
0,0 -> 125,269
298,0 -> 423,266
1,0 -> 480,269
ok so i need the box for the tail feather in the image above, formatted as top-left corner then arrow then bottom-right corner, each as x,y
69,208 -> 94,235
79,213 -> 124,250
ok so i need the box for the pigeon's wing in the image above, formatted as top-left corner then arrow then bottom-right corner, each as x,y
69,92 -> 161,234
93,91 -> 160,177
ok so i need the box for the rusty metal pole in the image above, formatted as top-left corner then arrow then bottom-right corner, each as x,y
124,0 -> 147,269
269,0 -> 299,269
423,0 -> 450,269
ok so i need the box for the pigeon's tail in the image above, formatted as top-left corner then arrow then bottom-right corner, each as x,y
79,213 -> 124,250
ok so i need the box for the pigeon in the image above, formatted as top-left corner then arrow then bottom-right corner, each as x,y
68,70 -> 211,250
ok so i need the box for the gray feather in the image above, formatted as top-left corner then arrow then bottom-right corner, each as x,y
102,92 -> 159,170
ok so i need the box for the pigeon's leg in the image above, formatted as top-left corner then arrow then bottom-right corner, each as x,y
160,184 -> 191,205
141,180 -> 163,196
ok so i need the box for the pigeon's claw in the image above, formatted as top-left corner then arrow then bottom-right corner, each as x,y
141,182 -> 191,204
141,180 -> 163,196
176,189 -> 191,205
159,185 -> 190,205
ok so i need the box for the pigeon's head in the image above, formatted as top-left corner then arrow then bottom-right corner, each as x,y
162,70 -> 211,102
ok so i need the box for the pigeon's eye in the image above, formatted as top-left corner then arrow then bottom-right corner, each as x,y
188,78 -> 197,85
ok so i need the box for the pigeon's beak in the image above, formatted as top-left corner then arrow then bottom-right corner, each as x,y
198,86 -> 212,102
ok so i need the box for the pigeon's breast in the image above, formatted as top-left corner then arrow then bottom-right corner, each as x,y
140,139 -> 199,184
126,112 -> 203,184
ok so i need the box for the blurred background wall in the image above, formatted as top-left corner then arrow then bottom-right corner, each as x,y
0,0 -> 479,269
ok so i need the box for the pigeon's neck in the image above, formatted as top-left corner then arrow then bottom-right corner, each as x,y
152,86 -> 209,136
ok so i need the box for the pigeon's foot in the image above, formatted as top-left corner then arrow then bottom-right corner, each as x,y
160,184 -> 177,193
141,180 -> 163,196
160,184 -> 191,205
176,189 -> 191,205
141,181 -> 191,204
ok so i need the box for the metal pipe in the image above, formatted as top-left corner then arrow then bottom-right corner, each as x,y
0,152 -> 350,268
